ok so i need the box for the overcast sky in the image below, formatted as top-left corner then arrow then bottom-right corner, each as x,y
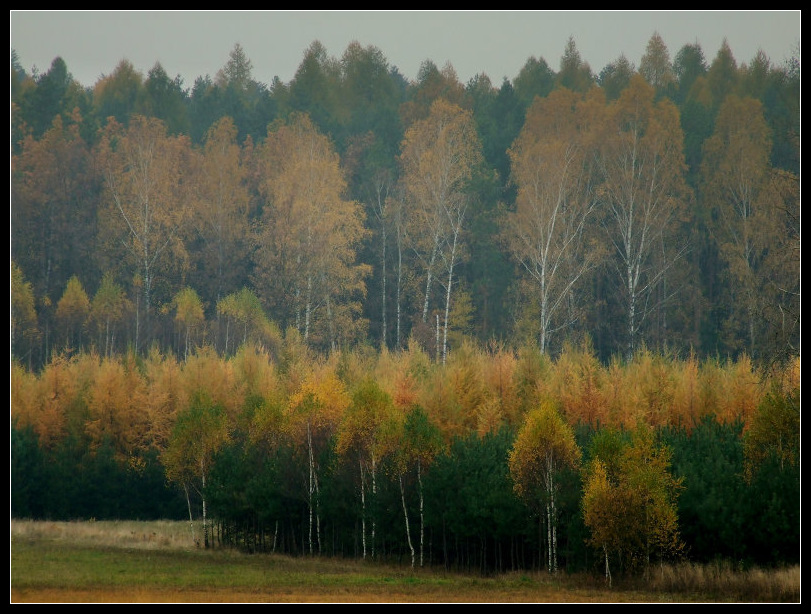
10,11 -> 801,90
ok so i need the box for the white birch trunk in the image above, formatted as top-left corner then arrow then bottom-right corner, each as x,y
422,266 -> 434,324
183,482 -> 197,547
272,520 -> 278,554
396,215 -> 403,350
381,222 -> 387,350
201,456 -> 208,549
418,460 -> 425,567
314,468 -> 321,555
308,422 -> 314,555
604,545 -> 612,586
304,274 -> 312,343
441,234 -> 457,365
546,500 -> 552,574
360,457 -> 367,559
400,473 -> 415,569
371,454 -> 377,559
435,314 -> 440,362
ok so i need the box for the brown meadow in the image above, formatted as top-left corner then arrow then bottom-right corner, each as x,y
10,519 -> 799,603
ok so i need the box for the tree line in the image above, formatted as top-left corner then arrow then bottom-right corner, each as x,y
11,340 -> 800,576
10,33 -> 800,370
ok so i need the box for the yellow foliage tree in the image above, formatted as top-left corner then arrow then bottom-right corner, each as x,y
163,390 -> 230,548
254,112 -> 370,351
181,346 -> 242,421
90,271 -> 129,358
141,347 -> 186,453
582,423 -> 684,581
96,114 -> 192,351
701,95 -> 785,358
398,98 -> 484,363
597,74 -> 691,359
171,286 -> 205,361
55,275 -> 90,352
189,116 -> 252,305
509,399 -> 582,573
335,377 -> 396,560
286,359 -> 350,555
10,261 -> 39,364
85,354 -> 147,463
503,88 -> 602,354
549,339 -> 608,428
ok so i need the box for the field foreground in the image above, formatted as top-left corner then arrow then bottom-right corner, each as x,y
10,520 -> 799,603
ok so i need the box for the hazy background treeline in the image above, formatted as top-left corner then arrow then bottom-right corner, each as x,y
10,33 -> 800,370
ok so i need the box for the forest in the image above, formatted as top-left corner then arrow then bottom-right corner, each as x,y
10,32 -> 800,578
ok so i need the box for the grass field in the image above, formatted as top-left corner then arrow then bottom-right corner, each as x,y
9,520 -> 800,603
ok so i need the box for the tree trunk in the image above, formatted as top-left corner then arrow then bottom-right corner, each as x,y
314,469 -> 322,555
371,454 -> 377,559
381,223 -> 387,350
360,456 -> 367,559
436,314 -> 440,362
418,460 -> 425,567
396,227 -> 403,350
183,482 -> 197,547
400,473 -> 415,569
441,229 -> 459,365
304,274 -> 312,342
604,544 -> 612,587
546,501 -> 552,573
307,422 -> 314,555
422,250 -> 436,324
201,458 -> 208,549
442,260 -> 453,365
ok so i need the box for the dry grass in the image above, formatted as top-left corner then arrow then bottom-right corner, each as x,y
10,518 -> 196,551
10,520 -> 799,603
647,561 -> 801,603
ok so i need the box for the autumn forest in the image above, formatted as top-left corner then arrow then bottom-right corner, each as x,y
10,33 -> 800,578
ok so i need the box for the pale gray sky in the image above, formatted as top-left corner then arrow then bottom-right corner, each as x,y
10,11 -> 801,90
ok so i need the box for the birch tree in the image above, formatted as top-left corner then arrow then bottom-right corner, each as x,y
582,424 -> 684,580
189,116 -> 251,307
286,363 -> 350,555
399,98 -> 484,362
503,87 -> 602,354
97,115 -> 192,352
371,167 -> 394,351
597,74 -> 691,359
55,275 -> 90,352
216,287 -> 276,356
254,112 -> 370,351
701,95 -> 782,357
164,391 -> 230,548
390,404 -> 444,568
508,399 -> 581,574
335,378 -> 395,560
90,271 -> 128,358
171,287 -> 205,362
11,261 -> 39,365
